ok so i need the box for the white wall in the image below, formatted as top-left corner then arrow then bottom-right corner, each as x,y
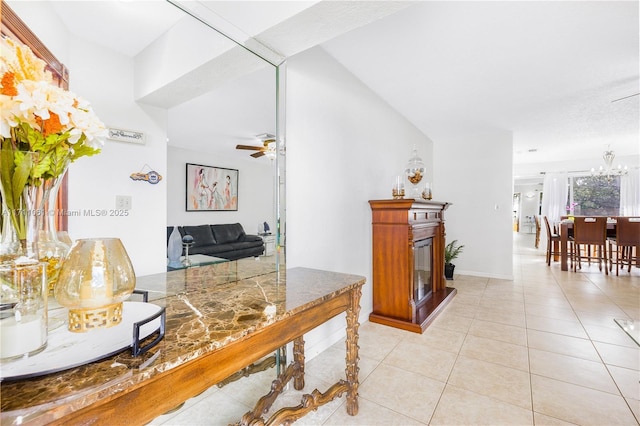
64,38 -> 167,276
433,126 -> 514,280
10,1 -> 168,276
285,47 -> 434,357
167,146 -> 275,233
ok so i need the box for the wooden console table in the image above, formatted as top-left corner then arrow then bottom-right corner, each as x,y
369,199 -> 456,333
0,260 -> 365,425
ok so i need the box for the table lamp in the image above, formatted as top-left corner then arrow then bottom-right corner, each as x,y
55,238 -> 136,332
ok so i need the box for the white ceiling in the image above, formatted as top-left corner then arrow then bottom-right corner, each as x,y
15,1 -> 640,173
318,1 -> 639,179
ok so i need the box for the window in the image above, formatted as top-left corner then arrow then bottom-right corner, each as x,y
569,175 -> 620,216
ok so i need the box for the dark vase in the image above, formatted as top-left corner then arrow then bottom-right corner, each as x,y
444,263 -> 455,280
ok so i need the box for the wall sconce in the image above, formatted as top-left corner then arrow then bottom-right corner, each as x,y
55,238 -> 135,333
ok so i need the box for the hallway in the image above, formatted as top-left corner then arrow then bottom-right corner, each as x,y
151,233 -> 640,425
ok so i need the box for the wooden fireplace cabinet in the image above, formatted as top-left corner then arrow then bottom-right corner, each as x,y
368,199 -> 456,333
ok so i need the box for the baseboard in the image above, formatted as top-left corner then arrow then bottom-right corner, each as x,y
455,270 -> 515,281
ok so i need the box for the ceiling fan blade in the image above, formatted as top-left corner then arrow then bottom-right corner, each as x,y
251,151 -> 266,158
236,144 -> 266,151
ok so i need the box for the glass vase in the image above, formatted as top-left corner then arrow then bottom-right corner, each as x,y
0,150 -> 70,294
0,199 -> 21,262
38,172 -> 71,295
0,151 -> 40,262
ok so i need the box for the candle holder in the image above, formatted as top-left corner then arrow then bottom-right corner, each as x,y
392,175 -> 405,199
0,261 -> 48,360
182,235 -> 194,266
55,238 -> 135,333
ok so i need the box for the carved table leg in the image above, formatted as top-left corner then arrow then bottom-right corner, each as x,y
345,286 -> 362,416
293,336 -> 305,390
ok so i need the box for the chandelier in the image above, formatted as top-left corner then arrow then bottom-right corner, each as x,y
591,147 -> 628,181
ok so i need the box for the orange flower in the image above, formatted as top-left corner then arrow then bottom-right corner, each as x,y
1,71 -> 18,96
36,111 -> 63,136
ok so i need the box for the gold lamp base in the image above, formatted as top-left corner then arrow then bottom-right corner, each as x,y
67,302 -> 124,333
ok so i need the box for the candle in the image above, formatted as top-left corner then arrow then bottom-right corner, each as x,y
0,313 -> 47,359
0,261 -> 48,360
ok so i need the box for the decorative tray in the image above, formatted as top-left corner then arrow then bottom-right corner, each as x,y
0,298 -> 165,381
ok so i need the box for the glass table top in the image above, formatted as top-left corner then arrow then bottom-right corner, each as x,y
167,254 -> 229,271
614,318 -> 640,347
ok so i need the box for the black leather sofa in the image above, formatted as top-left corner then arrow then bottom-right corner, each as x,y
167,223 -> 264,261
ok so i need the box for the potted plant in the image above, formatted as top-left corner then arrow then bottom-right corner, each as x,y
444,240 -> 464,280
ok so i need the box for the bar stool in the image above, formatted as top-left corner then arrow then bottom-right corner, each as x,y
572,216 -> 608,274
608,217 -> 640,275
543,216 -> 561,266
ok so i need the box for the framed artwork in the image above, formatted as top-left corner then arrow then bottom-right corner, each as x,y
186,163 -> 238,211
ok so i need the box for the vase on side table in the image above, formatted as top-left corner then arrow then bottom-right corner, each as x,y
167,226 -> 182,268
38,170 -> 71,294
0,150 -> 70,295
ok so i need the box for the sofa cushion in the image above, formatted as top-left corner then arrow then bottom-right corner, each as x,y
229,240 -> 264,251
192,244 -> 234,256
181,225 -> 216,248
210,223 -> 245,244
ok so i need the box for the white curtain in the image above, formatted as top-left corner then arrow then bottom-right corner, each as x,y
620,168 -> 640,216
541,172 -> 568,223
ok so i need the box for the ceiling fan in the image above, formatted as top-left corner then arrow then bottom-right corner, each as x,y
236,133 -> 276,158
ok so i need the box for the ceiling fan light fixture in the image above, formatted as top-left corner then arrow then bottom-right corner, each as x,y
256,133 -> 275,141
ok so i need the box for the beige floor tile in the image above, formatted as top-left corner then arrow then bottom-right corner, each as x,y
306,344 -> 378,385
441,299 -> 480,317
594,341 -> 640,370
583,322 -> 640,348
568,300 -> 628,317
214,368 -> 278,408
467,318 -> 527,346
479,298 -> 525,314
450,292 -> 483,306
430,384 -> 533,425
575,310 -> 629,328
429,310 -> 474,334
524,303 -> 579,322
524,294 -> 572,309
323,397 -> 424,425
475,306 -> 527,328
607,365 -> 640,400
626,398 -> 640,424
532,412 -> 579,425
532,374 -> 637,425
526,329 -> 600,362
526,314 -> 589,339
359,363 -> 445,424
155,391 -> 252,425
482,287 -> 524,298
529,348 -> 619,394
382,340 -> 457,383
401,324 -> 466,354
459,334 -> 529,371
356,321 -> 405,362
448,356 -> 532,409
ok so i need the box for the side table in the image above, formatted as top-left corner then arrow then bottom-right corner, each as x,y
260,234 -> 276,256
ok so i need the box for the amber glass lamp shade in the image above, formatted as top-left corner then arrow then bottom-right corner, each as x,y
55,238 -> 136,332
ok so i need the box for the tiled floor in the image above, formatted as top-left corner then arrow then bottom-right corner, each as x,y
150,233 -> 640,425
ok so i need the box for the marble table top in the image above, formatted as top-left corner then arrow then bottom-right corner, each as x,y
0,259 -> 365,425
